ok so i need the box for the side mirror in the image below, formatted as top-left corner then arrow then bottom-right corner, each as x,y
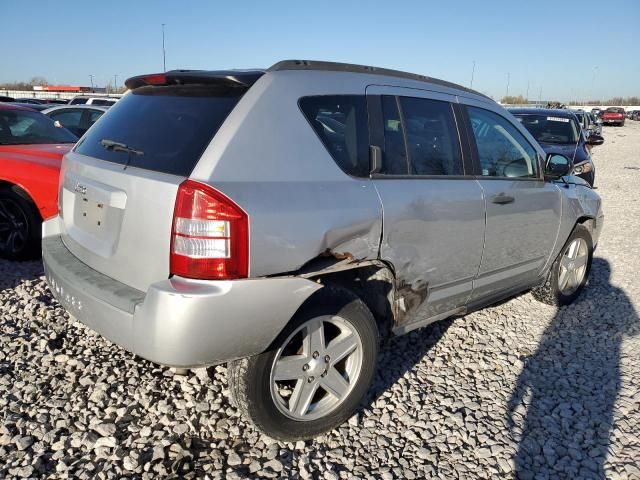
545,153 -> 572,179
588,134 -> 605,146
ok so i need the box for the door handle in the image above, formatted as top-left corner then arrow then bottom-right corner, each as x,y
491,194 -> 515,205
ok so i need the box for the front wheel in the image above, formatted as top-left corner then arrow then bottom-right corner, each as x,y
532,224 -> 593,306
228,286 -> 378,441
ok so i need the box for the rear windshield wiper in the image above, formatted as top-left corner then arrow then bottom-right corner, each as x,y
100,139 -> 144,156
100,138 -> 144,169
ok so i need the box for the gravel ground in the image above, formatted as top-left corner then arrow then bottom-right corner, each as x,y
1,123 -> 639,479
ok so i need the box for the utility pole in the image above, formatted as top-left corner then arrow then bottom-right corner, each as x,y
526,80 -> 530,103
89,74 -> 94,91
506,72 -> 510,99
114,75 -> 118,92
591,66 -> 598,105
470,60 -> 476,89
162,23 -> 167,72
538,86 -> 542,106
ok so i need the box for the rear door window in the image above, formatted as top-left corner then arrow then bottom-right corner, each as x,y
299,95 -> 369,177
75,85 -> 243,176
399,97 -> 462,175
380,96 -> 408,174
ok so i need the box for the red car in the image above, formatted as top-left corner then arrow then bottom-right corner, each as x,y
0,103 -> 77,259
600,107 -> 626,126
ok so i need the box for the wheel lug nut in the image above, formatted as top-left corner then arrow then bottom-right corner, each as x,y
302,364 -> 309,371
324,355 -> 330,363
312,351 -> 319,359
308,376 -> 314,383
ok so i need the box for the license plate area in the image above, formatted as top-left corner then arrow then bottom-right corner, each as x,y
76,196 -> 108,231
61,173 -> 127,258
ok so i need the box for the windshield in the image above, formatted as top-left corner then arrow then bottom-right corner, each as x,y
75,85 -> 243,176
514,114 -> 580,145
0,109 -> 78,145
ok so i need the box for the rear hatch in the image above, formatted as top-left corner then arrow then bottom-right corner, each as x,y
59,72 -> 259,291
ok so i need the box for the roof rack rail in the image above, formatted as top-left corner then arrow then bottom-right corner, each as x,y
269,60 -> 489,99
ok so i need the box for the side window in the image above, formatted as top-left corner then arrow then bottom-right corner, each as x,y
299,95 -> 369,177
381,96 -> 408,174
467,106 -> 539,178
88,110 -> 104,125
399,97 -> 462,175
50,110 -> 83,128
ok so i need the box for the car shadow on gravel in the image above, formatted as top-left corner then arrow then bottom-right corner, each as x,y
507,258 -> 639,479
0,259 -> 44,291
368,319 -> 453,406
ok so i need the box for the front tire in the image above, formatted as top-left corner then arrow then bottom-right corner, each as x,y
532,224 -> 593,306
0,187 -> 42,260
228,285 -> 378,441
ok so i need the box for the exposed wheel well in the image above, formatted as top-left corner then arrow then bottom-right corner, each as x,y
309,264 -> 396,338
576,216 -> 596,240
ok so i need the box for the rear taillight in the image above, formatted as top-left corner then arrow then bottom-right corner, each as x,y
170,180 -> 248,280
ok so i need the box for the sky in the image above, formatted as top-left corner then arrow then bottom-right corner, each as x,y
2,0 -> 638,101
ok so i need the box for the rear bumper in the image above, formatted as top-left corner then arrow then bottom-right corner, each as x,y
42,218 -> 321,367
602,118 -> 623,124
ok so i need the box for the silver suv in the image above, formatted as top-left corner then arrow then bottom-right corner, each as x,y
43,60 -> 603,440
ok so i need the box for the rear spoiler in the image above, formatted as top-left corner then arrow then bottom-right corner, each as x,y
125,69 -> 265,90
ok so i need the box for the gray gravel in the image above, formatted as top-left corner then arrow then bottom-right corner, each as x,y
1,123 -> 639,479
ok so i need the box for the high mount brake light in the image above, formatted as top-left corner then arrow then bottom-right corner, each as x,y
142,74 -> 167,85
170,180 -> 248,280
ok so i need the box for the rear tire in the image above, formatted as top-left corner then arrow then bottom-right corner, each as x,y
532,225 -> 593,306
0,187 -> 42,260
228,285 -> 378,441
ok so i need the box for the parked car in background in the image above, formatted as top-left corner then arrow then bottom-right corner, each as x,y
510,108 -> 603,186
43,105 -> 108,137
14,98 -> 47,105
10,102 -> 51,112
601,107 -> 626,126
572,110 -> 592,134
630,110 -> 640,121
69,96 -> 120,106
0,103 -> 77,259
43,61 -> 603,441
587,112 -> 603,135
0,96 -> 15,103
591,107 -> 602,118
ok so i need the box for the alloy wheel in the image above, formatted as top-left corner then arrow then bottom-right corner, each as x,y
270,315 -> 363,421
558,237 -> 589,296
0,198 -> 29,255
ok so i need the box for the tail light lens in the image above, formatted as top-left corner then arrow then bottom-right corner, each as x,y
170,180 -> 248,280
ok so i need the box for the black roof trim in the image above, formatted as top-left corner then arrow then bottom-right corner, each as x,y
269,60 -> 490,99
125,69 -> 265,90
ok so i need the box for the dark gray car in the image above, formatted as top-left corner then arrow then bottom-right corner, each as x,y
42,60 -> 603,440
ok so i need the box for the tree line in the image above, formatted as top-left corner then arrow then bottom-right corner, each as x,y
501,94 -> 640,105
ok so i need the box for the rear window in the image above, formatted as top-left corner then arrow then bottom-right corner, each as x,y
75,85 -> 243,176
90,99 -> 116,106
0,109 -> 78,145
606,107 -> 625,113
299,95 -> 369,177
